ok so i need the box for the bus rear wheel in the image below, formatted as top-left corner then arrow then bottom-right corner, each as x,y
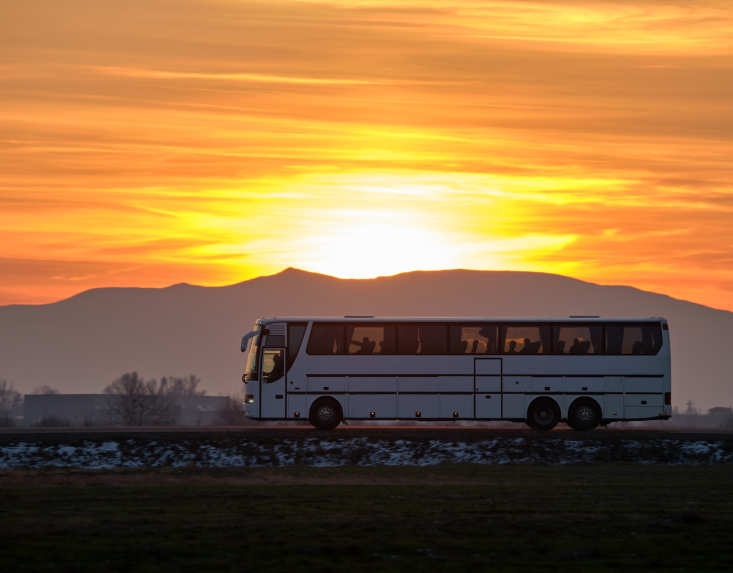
309,398 -> 342,431
568,399 -> 601,431
528,398 -> 560,431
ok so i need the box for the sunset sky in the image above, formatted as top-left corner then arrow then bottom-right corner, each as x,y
1,0 -> 732,310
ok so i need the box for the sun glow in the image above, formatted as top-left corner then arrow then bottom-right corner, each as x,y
297,220 -> 457,279
1,0 -> 732,310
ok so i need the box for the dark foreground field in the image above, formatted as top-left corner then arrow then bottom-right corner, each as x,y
1,466 -> 732,572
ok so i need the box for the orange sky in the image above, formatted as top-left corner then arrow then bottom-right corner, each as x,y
1,0 -> 732,310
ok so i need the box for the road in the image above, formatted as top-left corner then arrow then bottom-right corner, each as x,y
1,424 -> 731,435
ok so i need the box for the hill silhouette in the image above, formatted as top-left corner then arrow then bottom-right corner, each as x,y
0,268 -> 730,411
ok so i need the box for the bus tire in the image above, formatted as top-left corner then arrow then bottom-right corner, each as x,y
309,398 -> 342,431
527,398 -> 560,431
568,398 -> 601,431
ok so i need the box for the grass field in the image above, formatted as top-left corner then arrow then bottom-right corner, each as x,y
1,465 -> 732,572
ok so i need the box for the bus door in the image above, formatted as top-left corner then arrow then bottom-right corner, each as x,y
474,358 -> 502,418
261,348 -> 286,418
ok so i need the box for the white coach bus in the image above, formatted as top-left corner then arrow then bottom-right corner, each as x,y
240,317 -> 671,431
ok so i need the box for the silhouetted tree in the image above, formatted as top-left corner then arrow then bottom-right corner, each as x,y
159,375 -> 206,396
0,379 -> 22,427
103,372 -> 180,426
31,385 -> 59,395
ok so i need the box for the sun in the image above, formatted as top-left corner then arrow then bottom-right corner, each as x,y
297,219 -> 458,279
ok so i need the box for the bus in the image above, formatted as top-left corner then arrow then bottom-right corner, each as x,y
240,317 -> 671,431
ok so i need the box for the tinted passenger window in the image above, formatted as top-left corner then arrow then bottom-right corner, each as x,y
398,325 -> 447,355
606,324 -> 662,355
287,323 -> 307,369
306,324 -> 345,355
503,325 -> 551,354
347,325 -> 395,355
449,325 -> 499,354
554,325 -> 602,355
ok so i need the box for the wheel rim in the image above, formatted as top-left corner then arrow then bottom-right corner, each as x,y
575,404 -> 596,425
533,405 -> 554,426
316,405 -> 336,425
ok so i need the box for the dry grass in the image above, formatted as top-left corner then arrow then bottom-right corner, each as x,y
2,466 -> 733,572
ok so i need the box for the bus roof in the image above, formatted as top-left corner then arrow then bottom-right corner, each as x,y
255,317 -> 668,325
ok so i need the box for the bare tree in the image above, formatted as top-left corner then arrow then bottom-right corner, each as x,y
0,379 -> 22,427
103,372 -> 180,426
32,385 -> 59,395
159,375 -> 205,396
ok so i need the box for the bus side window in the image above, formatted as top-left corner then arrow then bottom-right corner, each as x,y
502,325 -> 552,354
347,325 -> 395,355
605,324 -> 662,355
554,325 -> 602,354
398,325 -> 447,354
449,325 -> 498,354
306,324 -> 345,355
287,323 -> 308,371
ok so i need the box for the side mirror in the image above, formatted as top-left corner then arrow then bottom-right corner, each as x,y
240,331 -> 257,353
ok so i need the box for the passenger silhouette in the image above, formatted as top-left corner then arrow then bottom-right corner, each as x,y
470,340 -> 479,354
580,340 -> 591,354
460,340 -> 469,354
267,353 -> 284,381
631,340 -> 643,355
518,338 -> 532,354
350,336 -> 375,355
569,338 -> 581,354
507,340 -> 518,354
555,339 -> 566,354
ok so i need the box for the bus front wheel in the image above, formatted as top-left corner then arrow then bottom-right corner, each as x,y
527,398 -> 560,431
309,398 -> 343,431
567,399 -> 601,431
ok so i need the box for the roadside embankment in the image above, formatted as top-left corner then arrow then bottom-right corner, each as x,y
1,428 -> 733,468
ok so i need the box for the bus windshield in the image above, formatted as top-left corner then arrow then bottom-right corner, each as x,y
245,326 -> 263,379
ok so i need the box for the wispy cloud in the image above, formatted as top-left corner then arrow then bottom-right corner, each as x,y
1,0 -> 732,309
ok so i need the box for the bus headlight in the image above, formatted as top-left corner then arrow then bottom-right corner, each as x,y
245,394 -> 255,404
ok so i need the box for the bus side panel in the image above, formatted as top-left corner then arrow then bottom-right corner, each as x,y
565,377 -> 604,392
348,394 -> 397,419
399,394 -> 439,418
503,394 -> 525,418
605,394 -> 624,420
288,394 -> 306,419
624,377 -> 663,393
439,394 -> 473,419
307,376 -> 346,392
476,394 -> 501,418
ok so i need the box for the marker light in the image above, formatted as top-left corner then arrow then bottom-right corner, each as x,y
370,412 -> 376,418
294,412 -> 300,418
453,412 -> 459,418
665,392 -> 671,405
416,412 -> 421,418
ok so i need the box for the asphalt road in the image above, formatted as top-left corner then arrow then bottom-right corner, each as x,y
1,424 -> 731,435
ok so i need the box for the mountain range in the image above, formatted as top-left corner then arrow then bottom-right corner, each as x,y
1,268 -> 730,410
